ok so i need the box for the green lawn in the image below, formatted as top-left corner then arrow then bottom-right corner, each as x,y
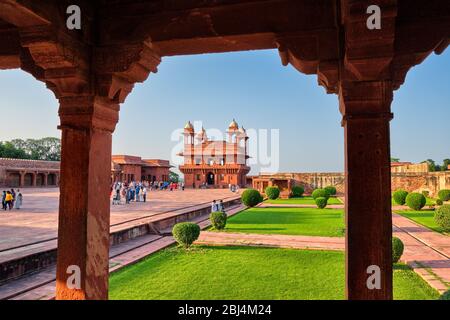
109,246 -> 439,300
267,196 -> 342,205
224,207 -> 345,237
396,210 -> 448,235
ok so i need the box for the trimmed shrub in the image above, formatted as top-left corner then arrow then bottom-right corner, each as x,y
324,186 -> 337,196
312,188 -> 330,200
436,199 -> 444,206
438,189 -> 450,201
291,186 -> 304,198
434,205 -> 450,231
405,192 -> 426,211
393,189 -> 408,205
392,237 -> 404,263
440,290 -> 450,300
265,186 -> 280,200
315,197 -> 328,209
172,222 -> 200,248
241,189 -> 263,207
210,211 -> 227,230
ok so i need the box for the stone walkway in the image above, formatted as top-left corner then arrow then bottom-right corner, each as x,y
196,232 -> 345,251
392,213 -> 450,293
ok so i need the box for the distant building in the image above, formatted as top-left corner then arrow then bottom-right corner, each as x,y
0,155 -> 172,187
178,120 -> 250,188
111,155 -> 172,183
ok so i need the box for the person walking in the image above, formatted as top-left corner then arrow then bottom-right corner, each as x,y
2,191 -> 6,210
211,200 -> 218,213
10,189 -> 16,208
14,190 -> 23,209
142,186 -> 147,202
5,191 -> 13,210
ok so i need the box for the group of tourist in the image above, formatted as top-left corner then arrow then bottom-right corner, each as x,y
2,188 -> 23,211
211,199 -> 225,212
111,180 -> 186,205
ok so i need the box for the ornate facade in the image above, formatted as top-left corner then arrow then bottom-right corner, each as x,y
179,120 -> 250,188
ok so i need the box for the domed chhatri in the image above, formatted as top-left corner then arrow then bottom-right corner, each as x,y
184,121 -> 194,131
228,119 -> 239,130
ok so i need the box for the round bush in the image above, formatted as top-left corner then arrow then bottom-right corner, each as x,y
324,186 -> 337,196
291,186 -> 304,198
241,189 -> 263,207
312,188 -> 330,200
210,211 -> 227,230
265,186 -> 280,200
405,192 -> 426,211
434,205 -> 450,231
436,199 -> 444,206
438,189 -> 450,201
440,290 -> 450,300
393,189 -> 409,205
172,222 -> 200,248
392,237 -> 404,263
315,197 -> 328,209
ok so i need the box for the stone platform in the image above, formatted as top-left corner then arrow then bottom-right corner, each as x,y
0,188 -> 238,251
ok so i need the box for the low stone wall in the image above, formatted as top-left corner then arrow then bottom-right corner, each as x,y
254,171 -> 450,197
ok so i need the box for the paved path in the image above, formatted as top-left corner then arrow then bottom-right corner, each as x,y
196,232 -> 345,251
258,203 -> 345,209
0,188 -> 238,252
392,213 -> 450,293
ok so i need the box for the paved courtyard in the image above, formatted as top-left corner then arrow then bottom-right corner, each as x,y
0,187 -> 238,252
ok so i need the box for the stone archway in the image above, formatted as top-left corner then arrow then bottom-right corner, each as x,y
23,173 -> 33,187
8,172 -> 20,187
206,172 -> 215,186
0,0 -> 448,301
48,173 -> 57,186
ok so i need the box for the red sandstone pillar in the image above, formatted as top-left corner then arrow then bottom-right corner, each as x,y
55,96 -> 119,300
340,81 -> 393,300
19,171 -> 25,187
44,173 -> 48,187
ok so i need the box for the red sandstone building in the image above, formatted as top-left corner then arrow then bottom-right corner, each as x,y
0,156 -> 171,187
179,120 -> 250,188
111,155 -> 171,183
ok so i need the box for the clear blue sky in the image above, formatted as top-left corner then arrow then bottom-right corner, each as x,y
0,49 -> 449,175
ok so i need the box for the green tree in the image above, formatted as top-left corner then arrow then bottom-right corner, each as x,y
390,157 -> 400,162
2,137 -> 61,161
169,170 -> 180,183
422,159 -> 437,172
442,159 -> 450,171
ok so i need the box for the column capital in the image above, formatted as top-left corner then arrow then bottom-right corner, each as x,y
58,96 -> 119,133
339,80 -> 394,125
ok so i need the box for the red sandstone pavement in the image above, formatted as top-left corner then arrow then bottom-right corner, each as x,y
0,188 -> 239,252
196,232 -> 345,251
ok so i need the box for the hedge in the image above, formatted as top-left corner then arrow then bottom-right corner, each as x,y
172,222 -> 201,248
241,189 -> 263,207
393,189 -> 408,205
405,192 -> 426,211
312,188 -> 330,200
291,186 -> 304,198
434,205 -> 450,231
392,237 -> 404,263
265,186 -> 280,200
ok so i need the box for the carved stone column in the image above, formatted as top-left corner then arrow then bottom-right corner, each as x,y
55,95 -> 119,300
340,80 -> 394,300
44,173 -> 48,187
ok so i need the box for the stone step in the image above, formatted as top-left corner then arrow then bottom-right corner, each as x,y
0,233 -> 163,300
